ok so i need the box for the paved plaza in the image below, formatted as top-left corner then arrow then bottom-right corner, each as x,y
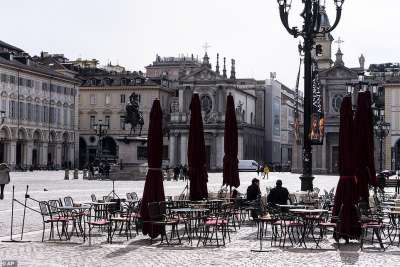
0,171 -> 399,266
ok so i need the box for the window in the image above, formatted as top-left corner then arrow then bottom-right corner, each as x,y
105,115 -> 110,129
57,86 -> 62,94
63,108 -> 68,126
105,94 -> 111,105
120,116 -> 126,130
1,74 -> 6,82
19,102 -> 25,120
26,79 -> 33,88
49,107 -> 55,124
43,106 -> 48,123
90,95 -> 96,105
9,101 -> 16,119
137,146 -> 147,160
27,103 -> 32,121
90,116 -> 96,129
42,82 -> 48,91
50,84 -> 56,93
120,94 -> 126,104
35,104 -> 40,123
9,75 -> 15,84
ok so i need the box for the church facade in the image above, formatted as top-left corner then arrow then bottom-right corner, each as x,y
147,54 -> 264,170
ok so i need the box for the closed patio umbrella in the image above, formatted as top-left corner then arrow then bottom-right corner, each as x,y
223,94 -> 240,191
140,99 -> 165,238
332,96 -> 360,240
354,91 -> 377,203
188,93 -> 208,201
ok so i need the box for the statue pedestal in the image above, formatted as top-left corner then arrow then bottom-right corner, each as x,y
110,135 -> 148,180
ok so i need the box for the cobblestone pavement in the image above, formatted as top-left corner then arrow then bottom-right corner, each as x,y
1,171 -> 399,266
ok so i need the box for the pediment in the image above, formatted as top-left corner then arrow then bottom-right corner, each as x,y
181,67 -> 222,82
320,65 -> 357,79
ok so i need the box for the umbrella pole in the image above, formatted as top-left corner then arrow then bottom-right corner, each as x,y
20,185 -> 29,240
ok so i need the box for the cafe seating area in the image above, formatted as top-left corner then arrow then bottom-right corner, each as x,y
33,187 -> 400,251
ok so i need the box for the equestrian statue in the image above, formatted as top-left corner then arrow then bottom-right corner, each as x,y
125,92 -> 144,136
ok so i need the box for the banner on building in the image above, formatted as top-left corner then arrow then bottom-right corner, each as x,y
309,61 -> 325,145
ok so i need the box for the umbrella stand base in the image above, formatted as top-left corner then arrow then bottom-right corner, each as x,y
300,175 -> 315,191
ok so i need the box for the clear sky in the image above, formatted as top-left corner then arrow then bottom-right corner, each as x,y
1,0 -> 398,89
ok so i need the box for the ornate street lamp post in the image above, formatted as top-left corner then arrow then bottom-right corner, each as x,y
277,0 -> 345,191
93,119 -> 109,162
374,109 -> 390,173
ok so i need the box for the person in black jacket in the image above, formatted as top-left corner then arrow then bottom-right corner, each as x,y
246,178 -> 261,201
267,180 -> 289,206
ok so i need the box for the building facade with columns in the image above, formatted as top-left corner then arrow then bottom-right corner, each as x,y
0,40 -> 79,170
147,53 -> 264,170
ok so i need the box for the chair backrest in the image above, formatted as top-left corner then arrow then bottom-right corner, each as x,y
91,194 -> 97,202
289,194 -> 297,204
39,201 -> 50,217
64,196 -> 74,207
313,187 -> 320,195
48,200 -> 59,215
103,196 -> 112,202
126,192 -> 133,201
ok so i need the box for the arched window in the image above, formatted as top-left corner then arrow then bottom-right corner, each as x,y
250,112 -> 253,125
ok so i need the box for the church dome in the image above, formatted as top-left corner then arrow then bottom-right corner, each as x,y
319,6 -> 331,30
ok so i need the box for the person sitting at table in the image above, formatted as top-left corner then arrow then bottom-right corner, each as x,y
247,178 -> 261,201
267,180 -> 289,206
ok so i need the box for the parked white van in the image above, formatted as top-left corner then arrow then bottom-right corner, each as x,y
238,160 -> 259,171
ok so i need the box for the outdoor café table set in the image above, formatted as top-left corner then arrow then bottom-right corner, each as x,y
39,196 -> 140,244
254,204 -> 329,250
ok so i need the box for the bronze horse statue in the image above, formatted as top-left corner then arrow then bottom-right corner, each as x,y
125,93 -> 144,135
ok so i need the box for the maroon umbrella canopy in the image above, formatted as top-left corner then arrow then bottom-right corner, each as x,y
332,96 -> 360,240
354,91 -> 377,202
223,94 -> 240,189
140,99 -> 165,238
188,94 -> 208,201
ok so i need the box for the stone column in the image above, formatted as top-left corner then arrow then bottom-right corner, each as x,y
238,134 -> 244,160
322,138 -> 327,172
9,140 -> 16,169
180,134 -> 188,166
216,135 -> 224,169
26,140 -> 33,168
41,142 -> 48,167
69,143 -> 75,168
56,143 -> 62,169
210,133 -> 217,170
169,134 -> 177,167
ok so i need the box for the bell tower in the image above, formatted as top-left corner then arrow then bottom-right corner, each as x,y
313,6 -> 334,70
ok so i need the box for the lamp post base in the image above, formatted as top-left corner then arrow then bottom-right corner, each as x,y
300,175 -> 314,191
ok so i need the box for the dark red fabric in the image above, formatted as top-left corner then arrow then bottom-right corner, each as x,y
188,94 -> 208,201
140,99 -> 165,238
223,94 -> 240,189
332,96 -> 360,240
354,92 -> 376,202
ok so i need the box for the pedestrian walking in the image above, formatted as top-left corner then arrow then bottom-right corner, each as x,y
0,163 -> 11,200
263,164 -> 269,180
